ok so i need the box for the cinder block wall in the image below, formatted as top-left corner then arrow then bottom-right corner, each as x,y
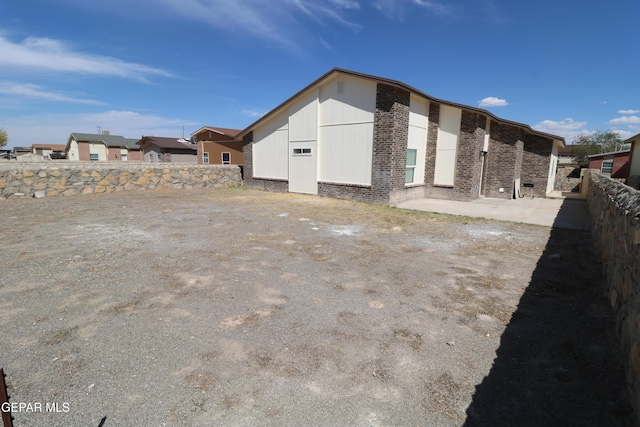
0,162 -> 242,199
587,171 -> 640,423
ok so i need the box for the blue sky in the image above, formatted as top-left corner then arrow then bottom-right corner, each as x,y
0,0 -> 638,148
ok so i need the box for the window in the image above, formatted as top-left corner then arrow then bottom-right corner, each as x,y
293,148 -> 312,155
405,149 -> 417,184
602,160 -> 613,174
121,154 -> 128,162
222,152 -> 230,164
337,81 -> 344,94
203,152 -> 209,164
89,153 -> 99,161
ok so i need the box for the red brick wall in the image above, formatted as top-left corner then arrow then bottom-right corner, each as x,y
108,147 -> 120,161
78,142 -> 90,161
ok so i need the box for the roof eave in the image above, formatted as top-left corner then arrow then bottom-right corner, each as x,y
235,68 -> 565,145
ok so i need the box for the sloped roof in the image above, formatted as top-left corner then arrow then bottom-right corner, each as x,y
236,68 -> 565,146
32,144 -> 66,150
624,133 -> 640,144
69,133 -> 140,149
137,136 -> 197,150
587,149 -> 631,158
191,126 -> 242,138
557,144 -> 574,156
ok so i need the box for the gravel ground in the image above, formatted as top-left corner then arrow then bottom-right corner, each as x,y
0,188 -> 631,426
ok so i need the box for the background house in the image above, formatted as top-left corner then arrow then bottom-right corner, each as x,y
136,136 -> 197,163
238,68 -> 564,205
191,126 -> 242,165
32,144 -> 66,159
66,132 -> 142,161
557,144 -> 575,165
12,147 -> 32,158
588,150 -> 630,179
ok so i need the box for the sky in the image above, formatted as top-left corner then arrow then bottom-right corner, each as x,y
0,0 -> 638,149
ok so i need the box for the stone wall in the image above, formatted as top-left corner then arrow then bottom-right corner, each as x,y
555,164 -> 581,192
0,162 -> 243,199
586,171 -> 640,423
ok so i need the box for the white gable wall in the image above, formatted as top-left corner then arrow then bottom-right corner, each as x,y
89,142 -> 107,161
67,140 -> 79,161
318,75 -> 376,186
253,111 -> 289,179
434,105 -> 462,186
407,95 -> 429,185
289,89 -> 318,143
288,89 -> 319,194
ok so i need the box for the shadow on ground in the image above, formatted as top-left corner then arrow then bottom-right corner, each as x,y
464,201 -> 633,426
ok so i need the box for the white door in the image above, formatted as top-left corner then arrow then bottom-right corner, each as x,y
289,142 -> 317,194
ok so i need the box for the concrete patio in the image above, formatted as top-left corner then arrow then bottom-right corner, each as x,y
396,191 -> 591,230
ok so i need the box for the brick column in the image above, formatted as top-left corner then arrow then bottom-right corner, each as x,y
521,134 -> 553,197
455,111 -> 487,200
372,83 -> 410,205
485,122 -> 525,199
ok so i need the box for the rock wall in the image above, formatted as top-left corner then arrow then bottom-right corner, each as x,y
586,171 -> 640,423
0,162 -> 243,199
555,164 -> 581,192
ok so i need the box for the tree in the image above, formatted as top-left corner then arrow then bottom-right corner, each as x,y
0,128 -> 7,148
571,130 -> 626,166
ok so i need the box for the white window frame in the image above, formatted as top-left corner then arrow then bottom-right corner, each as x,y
292,148 -> 312,156
601,160 -> 613,174
221,152 -> 230,164
203,152 -> 209,164
405,148 -> 417,184
89,153 -> 99,161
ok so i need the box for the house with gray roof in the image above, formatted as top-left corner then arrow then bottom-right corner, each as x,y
65,132 -> 142,162
136,136 -> 197,163
238,68 -> 565,204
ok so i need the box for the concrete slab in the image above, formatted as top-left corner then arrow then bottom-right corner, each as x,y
397,192 -> 592,230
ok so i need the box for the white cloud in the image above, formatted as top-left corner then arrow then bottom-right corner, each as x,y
372,0 -> 449,20
242,109 -> 267,118
478,97 -> 508,107
329,0 -> 359,9
39,0 -> 462,52
0,81 -> 104,105
610,128 -> 636,140
0,35 -> 171,82
618,109 -> 640,114
608,116 -> 640,125
1,110 -> 196,148
533,118 -> 589,142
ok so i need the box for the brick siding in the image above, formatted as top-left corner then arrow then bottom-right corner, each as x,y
521,134 -> 553,198
370,83 -> 410,205
425,107 -> 487,201
484,121 -> 524,199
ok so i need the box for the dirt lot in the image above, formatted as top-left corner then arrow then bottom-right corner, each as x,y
0,188 -> 631,426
